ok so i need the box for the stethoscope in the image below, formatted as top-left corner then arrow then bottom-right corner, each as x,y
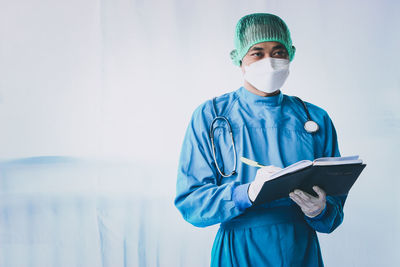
209,96 -> 319,178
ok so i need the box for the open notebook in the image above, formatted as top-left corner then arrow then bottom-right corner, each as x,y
241,155 -> 366,205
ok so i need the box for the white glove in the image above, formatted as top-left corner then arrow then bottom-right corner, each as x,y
289,186 -> 326,218
248,166 -> 282,202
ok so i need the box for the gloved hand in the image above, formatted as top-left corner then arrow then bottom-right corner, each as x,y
289,186 -> 326,218
248,166 -> 282,202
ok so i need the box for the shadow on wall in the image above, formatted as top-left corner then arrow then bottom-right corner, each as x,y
0,156 -> 216,267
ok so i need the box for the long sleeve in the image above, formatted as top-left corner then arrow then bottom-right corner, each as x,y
305,195 -> 346,233
174,103 -> 251,228
305,112 -> 346,233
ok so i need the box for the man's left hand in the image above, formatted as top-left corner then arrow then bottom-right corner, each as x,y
289,186 -> 326,218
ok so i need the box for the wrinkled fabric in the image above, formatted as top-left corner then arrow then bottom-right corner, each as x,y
175,87 -> 346,266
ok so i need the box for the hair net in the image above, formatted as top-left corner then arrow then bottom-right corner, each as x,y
230,13 -> 296,66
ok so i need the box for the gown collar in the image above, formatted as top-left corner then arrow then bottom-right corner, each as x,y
237,87 -> 283,106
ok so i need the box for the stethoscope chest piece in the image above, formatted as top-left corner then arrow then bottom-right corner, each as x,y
209,96 -> 320,178
304,120 -> 319,133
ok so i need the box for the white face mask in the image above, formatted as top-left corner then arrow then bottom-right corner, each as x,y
243,57 -> 290,94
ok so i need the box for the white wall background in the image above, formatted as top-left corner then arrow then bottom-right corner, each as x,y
0,0 -> 399,266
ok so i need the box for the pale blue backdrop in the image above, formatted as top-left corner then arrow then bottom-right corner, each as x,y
0,0 -> 399,266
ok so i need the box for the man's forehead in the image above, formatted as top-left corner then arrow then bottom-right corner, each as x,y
249,42 -> 286,51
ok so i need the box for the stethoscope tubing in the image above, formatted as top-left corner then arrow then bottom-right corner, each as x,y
209,95 -> 318,178
210,116 -> 237,177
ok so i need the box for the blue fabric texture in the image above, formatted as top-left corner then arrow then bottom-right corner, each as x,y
174,87 -> 346,266
232,183 -> 252,211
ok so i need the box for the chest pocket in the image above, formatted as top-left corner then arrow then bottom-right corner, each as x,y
278,128 -> 317,164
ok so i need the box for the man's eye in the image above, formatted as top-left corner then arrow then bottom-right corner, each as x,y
273,50 -> 288,57
251,52 -> 262,57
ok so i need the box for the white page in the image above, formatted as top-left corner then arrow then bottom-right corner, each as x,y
313,155 -> 359,162
270,160 -> 312,179
313,159 -> 363,166
313,155 -> 362,166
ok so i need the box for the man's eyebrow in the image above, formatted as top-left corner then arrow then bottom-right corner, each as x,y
272,44 -> 286,50
249,46 -> 264,52
249,44 -> 287,52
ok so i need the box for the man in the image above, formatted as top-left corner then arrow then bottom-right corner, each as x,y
174,13 -> 345,267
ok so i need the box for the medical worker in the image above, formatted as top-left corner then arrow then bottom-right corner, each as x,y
175,13 -> 345,267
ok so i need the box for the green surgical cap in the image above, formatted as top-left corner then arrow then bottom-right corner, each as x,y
230,13 -> 296,66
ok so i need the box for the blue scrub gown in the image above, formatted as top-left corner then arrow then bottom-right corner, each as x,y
174,87 -> 346,267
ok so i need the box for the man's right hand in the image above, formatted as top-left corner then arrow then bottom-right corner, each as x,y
248,165 -> 282,202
